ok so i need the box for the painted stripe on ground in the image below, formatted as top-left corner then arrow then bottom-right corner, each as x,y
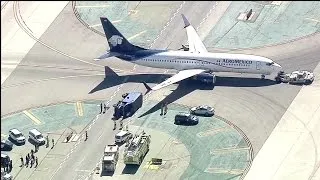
76,101 -> 83,117
23,110 -> 42,125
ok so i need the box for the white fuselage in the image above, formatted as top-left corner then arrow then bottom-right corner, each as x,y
131,51 -> 281,75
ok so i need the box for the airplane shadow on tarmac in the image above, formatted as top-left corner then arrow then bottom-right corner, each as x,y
89,66 -> 277,118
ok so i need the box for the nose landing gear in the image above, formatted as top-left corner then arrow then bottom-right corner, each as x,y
261,74 -> 266,79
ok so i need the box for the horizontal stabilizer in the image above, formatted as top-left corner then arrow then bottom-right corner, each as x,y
94,51 -> 118,61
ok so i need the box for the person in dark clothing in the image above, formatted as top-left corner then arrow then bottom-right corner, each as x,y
164,102 -> 168,115
103,104 -> 107,114
52,139 -> 55,149
9,160 -> 12,172
100,103 -> 103,114
35,157 -> 38,168
30,158 -> 34,168
20,156 -> 24,167
85,131 -> 88,141
25,155 -> 29,167
3,161 -> 7,172
113,120 -> 116,130
160,103 -> 164,115
31,154 -> 35,162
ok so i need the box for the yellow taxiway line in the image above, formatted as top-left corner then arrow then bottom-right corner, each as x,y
76,102 -> 84,117
23,110 -> 42,125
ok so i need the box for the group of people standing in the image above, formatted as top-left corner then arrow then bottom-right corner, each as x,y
20,149 -> 38,168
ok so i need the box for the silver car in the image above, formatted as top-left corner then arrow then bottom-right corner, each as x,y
190,105 -> 215,116
9,128 -> 26,144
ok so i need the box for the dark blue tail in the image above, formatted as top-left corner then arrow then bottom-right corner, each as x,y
100,17 -> 146,53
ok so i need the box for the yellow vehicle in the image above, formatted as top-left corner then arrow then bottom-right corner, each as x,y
123,131 -> 150,165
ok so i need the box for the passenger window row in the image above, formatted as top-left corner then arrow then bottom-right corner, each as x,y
142,58 -> 250,67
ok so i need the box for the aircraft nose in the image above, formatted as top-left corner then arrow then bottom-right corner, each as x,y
273,63 -> 282,70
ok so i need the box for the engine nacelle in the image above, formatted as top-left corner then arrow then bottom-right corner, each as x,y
191,73 -> 216,85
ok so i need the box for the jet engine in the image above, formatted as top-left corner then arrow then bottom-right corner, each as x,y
190,73 -> 216,85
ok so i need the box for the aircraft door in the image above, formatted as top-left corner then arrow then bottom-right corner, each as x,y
256,61 -> 261,70
196,61 -> 204,67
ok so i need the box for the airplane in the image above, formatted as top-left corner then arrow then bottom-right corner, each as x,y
95,14 -> 282,92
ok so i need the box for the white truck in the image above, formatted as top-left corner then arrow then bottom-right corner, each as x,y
101,144 -> 119,172
275,70 -> 314,85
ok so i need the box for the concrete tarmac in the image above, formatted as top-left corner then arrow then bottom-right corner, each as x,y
1,1 -> 320,180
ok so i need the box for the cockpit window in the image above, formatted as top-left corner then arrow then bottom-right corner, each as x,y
266,62 -> 274,66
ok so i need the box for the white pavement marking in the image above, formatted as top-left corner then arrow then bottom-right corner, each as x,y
149,1 -> 185,48
75,5 -> 109,8
196,1 -> 231,41
127,30 -> 147,41
88,24 -> 101,28
1,1 -> 69,85
196,2 -> 218,32
305,17 -> 320,23
89,19 -> 122,27
244,62 -> 320,180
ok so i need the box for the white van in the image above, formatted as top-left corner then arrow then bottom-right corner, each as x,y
115,131 -> 132,144
29,129 -> 45,145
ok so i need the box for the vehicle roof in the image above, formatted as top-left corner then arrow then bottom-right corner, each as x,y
9,128 -> 22,134
1,153 -> 8,158
116,131 -> 130,136
199,105 -> 210,108
103,154 -> 115,161
29,129 -> 42,135
122,92 -> 142,103
105,145 -> 119,153
177,112 -> 190,116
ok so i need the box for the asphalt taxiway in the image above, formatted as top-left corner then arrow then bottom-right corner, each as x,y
1,1 -> 320,180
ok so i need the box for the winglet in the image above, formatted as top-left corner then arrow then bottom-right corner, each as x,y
181,14 -> 190,28
142,82 -> 152,94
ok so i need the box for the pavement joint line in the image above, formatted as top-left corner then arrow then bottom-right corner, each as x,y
23,110 -> 42,125
210,147 -> 251,154
196,2 -> 218,32
149,1 -> 185,48
127,30 -> 147,41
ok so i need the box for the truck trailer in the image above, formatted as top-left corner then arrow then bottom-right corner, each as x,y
113,92 -> 143,119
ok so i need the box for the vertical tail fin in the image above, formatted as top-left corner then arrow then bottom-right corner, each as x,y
100,17 -> 145,53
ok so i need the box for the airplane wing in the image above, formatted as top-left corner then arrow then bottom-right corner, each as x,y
144,69 -> 206,91
181,14 -> 208,54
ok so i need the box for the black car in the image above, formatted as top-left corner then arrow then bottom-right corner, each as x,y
174,113 -> 199,125
1,140 -> 13,151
